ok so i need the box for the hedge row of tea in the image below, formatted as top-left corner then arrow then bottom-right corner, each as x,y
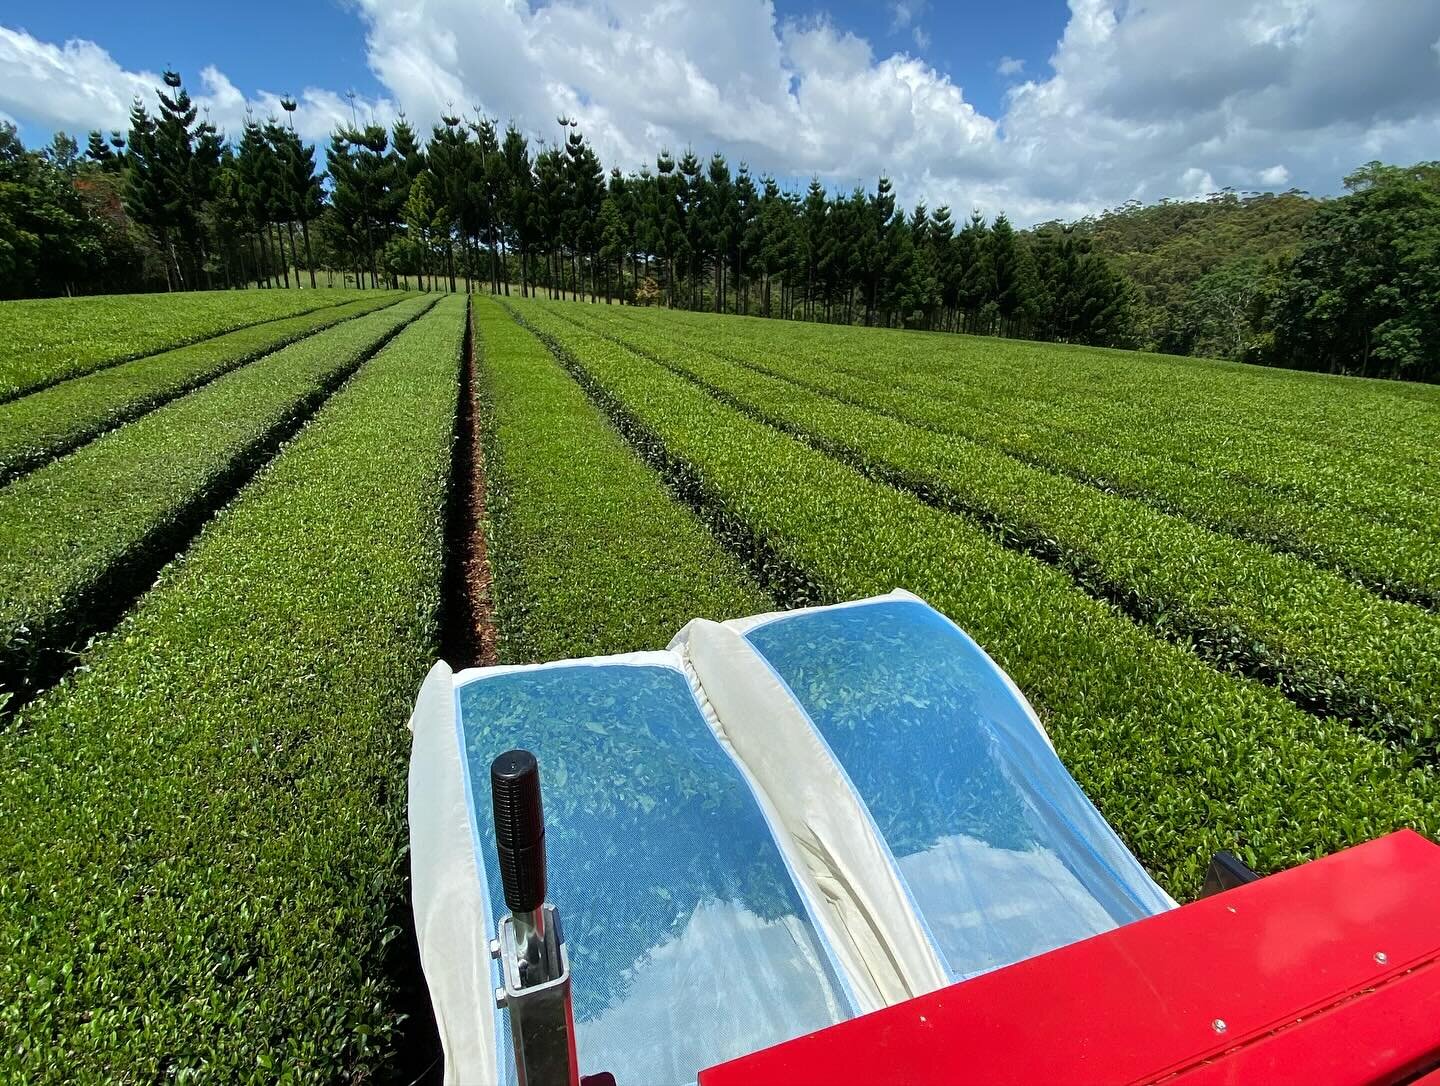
639,305 -> 1440,508
0,296 -> 434,708
512,300 -> 1439,902
0,294 -> 400,483
556,304 -> 1440,754
0,288 -> 368,400
0,296 -> 466,1082
620,307 -> 1440,605
476,296 -> 768,663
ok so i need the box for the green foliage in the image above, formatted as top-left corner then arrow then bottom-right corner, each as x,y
0,295 -> 465,1082
0,295 -> 399,482
1,121 -> 158,298
1267,162 -> 1440,380
629,304 -> 1440,605
1075,189 -> 1321,355
562,302 -> 1440,752
0,287 -> 367,400
476,296 -> 769,663
0,296 -> 433,705
511,298 -> 1440,900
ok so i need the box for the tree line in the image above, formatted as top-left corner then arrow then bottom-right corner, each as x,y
1,68 -> 1436,379
0,68 -> 1133,348
1076,166 -> 1440,382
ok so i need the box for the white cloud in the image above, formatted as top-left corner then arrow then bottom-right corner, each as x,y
997,56 -> 1026,76
913,27 -> 931,52
0,25 -> 394,145
3,0 -> 1440,224
889,1 -> 926,33
0,27 -> 156,135
1179,166 -> 1219,198
1258,163 -> 1290,186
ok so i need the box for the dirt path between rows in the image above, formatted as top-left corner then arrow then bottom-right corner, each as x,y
442,296 -> 499,670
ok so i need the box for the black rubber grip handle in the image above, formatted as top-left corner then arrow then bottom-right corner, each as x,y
491,749 -> 546,912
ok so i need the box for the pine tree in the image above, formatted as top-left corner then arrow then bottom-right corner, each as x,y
276,124 -> 322,288
122,97 -> 170,287
500,125 -> 535,296
958,210 -> 992,332
929,205 -> 958,330
85,131 -> 117,171
238,118 -> 278,286
564,127 -> 605,301
677,149 -> 704,307
863,175 -> 896,325
704,152 -> 733,311
534,142 -> 567,298
734,164 -> 759,315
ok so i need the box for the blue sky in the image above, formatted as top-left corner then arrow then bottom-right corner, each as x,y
3,1 -> 1438,224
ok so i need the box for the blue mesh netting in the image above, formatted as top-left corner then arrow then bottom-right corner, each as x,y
746,598 -> 1172,980
457,662 -> 852,1085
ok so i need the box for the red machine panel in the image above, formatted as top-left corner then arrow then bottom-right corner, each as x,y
700,830 -> 1440,1086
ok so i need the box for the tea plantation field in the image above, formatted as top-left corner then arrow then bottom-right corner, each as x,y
0,290 -> 1436,1081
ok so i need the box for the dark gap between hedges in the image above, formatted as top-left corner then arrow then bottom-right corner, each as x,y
440,295 -> 499,671
586,309 -> 1438,614
0,302 -> 434,719
0,296 -> 364,407
391,295 -> 497,1086
0,297 -> 408,489
528,304 -> 1434,765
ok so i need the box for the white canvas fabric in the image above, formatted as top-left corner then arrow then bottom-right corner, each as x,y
676,618 -> 949,1009
407,660 -> 500,1086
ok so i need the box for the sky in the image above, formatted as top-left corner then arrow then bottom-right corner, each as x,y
2,0 -> 1438,225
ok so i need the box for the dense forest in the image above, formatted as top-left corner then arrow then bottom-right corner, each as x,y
2,70 -> 1436,381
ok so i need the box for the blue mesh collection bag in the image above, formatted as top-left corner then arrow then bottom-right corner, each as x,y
743,597 -> 1174,980
454,659 -> 855,1085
